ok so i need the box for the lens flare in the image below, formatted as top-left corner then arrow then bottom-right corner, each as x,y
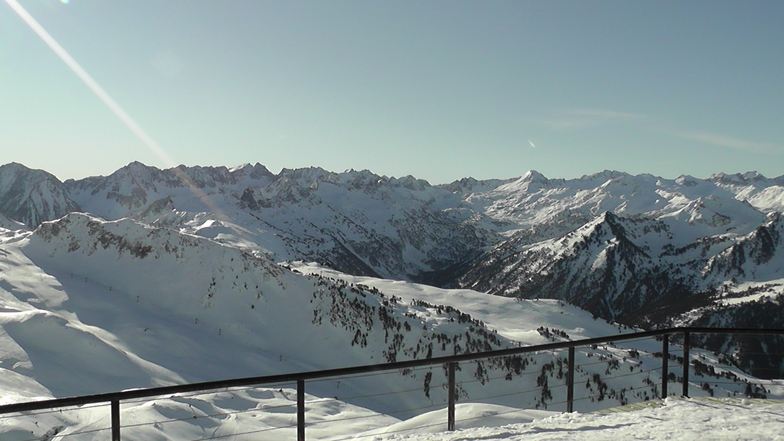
4,0 -> 227,219
4,0 -> 173,165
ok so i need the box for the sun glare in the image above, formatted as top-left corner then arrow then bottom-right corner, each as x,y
4,0 -> 228,219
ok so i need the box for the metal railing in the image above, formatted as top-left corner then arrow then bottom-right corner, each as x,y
1,326 -> 782,440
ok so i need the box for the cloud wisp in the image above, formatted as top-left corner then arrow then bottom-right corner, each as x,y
528,108 -> 646,131
527,107 -> 780,155
668,130 -> 779,154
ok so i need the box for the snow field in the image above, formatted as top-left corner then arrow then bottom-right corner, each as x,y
366,397 -> 784,441
1,207 -> 783,440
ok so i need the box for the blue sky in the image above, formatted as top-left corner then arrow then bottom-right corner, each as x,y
1,0 -> 782,184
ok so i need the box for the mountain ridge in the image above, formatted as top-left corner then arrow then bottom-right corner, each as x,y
1,162 -> 782,438
2,161 -> 784,379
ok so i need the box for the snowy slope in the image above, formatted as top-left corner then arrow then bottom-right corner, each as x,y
0,215 -> 582,409
1,162 -> 783,376
0,211 -> 781,439
1,163 -> 783,428
358,397 -> 784,441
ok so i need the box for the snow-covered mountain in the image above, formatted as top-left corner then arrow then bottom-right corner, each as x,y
1,160 -> 783,438
3,162 -> 784,320
59,161 -> 487,280
0,163 -> 80,228
3,212 -> 500,400
3,162 -> 784,344
0,213 -> 776,439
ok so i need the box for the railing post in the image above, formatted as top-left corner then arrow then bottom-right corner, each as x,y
682,331 -> 690,397
566,346 -> 575,412
111,400 -> 120,441
661,334 -> 669,399
447,362 -> 456,431
297,380 -> 305,441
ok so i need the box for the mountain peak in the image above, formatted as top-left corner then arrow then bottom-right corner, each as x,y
0,163 -> 78,227
709,171 -> 768,185
0,162 -> 62,183
389,175 -> 430,191
578,170 -> 630,182
229,163 -> 275,180
437,177 -> 512,194
522,170 -> 548,182
675,174 -> 700,187
495,170 -> 550,193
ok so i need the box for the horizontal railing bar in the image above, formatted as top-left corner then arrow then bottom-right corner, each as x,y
1,326 -> 782,414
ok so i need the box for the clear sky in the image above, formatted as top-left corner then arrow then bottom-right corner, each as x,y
1,0 -> 782,184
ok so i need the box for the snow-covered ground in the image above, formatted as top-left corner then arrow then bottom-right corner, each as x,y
358,397 -> 784,441
5,395 -> 781,440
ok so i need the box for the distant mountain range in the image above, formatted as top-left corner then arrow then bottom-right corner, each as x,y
3,162 -> 782,329
1,161 -> 782,437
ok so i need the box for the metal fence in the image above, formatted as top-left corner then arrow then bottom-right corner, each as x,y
1,326 -> 782,440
